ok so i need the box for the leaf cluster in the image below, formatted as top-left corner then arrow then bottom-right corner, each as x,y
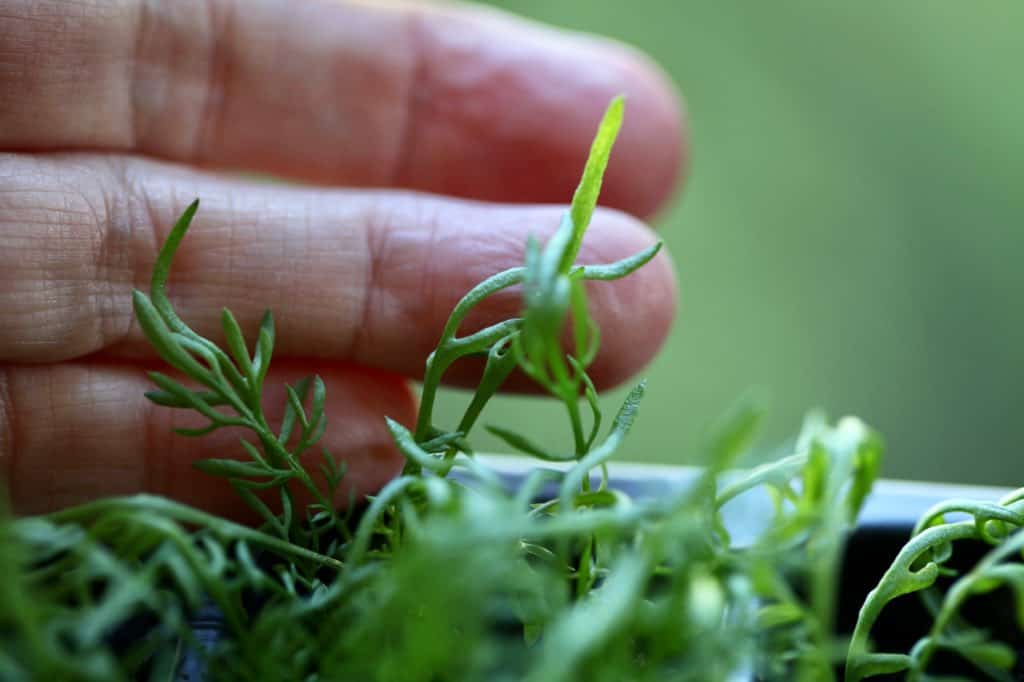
133,202 -> 350,557
2,97 -> 1016,682
847,488 -> 1024,681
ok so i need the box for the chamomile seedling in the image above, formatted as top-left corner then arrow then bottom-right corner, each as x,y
2,98 -> 1019,682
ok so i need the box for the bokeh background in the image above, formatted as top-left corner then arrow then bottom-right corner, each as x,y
434,1 -> 1024,485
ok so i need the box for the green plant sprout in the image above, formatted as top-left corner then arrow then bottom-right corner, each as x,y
0,98 -> 1019,682
846,489 -> 1024,681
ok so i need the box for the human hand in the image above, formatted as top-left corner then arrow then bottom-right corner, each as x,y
0,0 -> 684,517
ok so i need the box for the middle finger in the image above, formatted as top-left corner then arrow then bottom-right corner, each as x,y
0,153 -> 676,390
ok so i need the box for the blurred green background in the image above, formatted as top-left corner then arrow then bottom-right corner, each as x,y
435,1 -> 1024,485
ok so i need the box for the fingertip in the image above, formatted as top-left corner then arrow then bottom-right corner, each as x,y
599,43 -> 688,219
577,208 -> 678,389
401,5 -> 688,217
360,197 -> 679,393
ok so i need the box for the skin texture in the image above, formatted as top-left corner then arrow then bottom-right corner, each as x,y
0,0 -> 685,517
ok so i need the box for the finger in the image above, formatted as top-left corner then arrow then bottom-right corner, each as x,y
1,360 -> 416,518
0,153 -> 677,391
0,0 -> 684,217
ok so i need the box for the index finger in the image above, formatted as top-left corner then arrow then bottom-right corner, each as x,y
0,0 -> 685,217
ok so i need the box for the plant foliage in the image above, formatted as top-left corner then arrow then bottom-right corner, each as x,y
1,99 -> 1019,682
